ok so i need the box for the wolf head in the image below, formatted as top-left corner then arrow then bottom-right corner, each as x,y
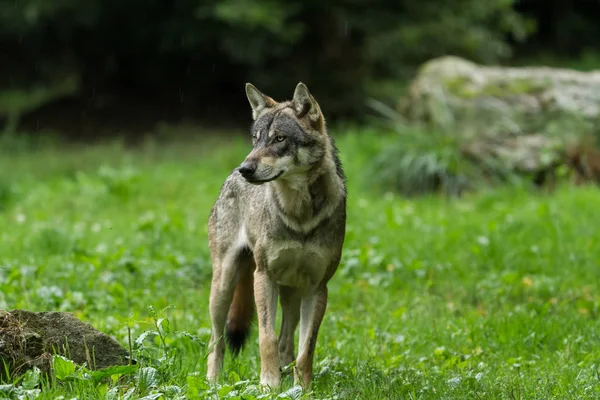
237,82 -> 329,185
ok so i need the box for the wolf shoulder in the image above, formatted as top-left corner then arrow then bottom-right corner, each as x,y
211,169 -> 269,208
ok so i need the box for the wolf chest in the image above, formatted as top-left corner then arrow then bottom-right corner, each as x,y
265,240 -> 333,289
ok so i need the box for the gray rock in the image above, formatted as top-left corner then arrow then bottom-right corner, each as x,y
461,134 -> 563,173
396,56 -> 600,176
400,55 -> 600,138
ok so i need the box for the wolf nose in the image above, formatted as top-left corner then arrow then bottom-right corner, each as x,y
238,161 -> 257,178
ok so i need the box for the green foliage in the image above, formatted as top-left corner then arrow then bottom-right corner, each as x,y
370,128 -> 474,197
358,0 -> 531,77
0,367 -> 42,399
0,76 -> 79,134
1,131 -> 600,398
0,0 -> 532,122
52,355 -> 76,380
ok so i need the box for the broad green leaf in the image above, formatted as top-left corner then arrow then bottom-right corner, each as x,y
53,355 -> 76,380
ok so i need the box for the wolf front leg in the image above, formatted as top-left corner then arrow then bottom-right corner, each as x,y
254,269 -> 281,388
295,284 -> 328,388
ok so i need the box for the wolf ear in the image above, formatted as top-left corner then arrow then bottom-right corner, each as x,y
245,83 -> 276,120
292,82 -> 322,124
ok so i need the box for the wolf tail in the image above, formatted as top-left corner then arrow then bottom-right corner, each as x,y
225,269 -> 254,355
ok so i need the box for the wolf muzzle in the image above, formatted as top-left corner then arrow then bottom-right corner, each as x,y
238,160 -> 258,180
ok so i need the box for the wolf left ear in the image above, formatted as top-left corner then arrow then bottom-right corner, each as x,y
246,83 -> 276,120
293,82 -> 322,124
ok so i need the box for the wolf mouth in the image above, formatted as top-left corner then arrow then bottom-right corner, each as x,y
244,170 -> 284,184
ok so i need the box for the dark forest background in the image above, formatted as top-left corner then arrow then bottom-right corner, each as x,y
1,0 -> 599,140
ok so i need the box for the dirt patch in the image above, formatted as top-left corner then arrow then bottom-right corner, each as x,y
0,309 -> 130,380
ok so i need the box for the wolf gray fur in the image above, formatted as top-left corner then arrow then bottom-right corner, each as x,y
206,82 -> 347,389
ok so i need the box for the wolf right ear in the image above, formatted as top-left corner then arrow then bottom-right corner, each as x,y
245,83 -> 276,120
292,82 -> 323,125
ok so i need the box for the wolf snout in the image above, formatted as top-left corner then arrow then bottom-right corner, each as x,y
238,160 -> 257,179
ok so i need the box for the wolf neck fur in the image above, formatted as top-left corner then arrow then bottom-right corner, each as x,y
268,150 -> 343,233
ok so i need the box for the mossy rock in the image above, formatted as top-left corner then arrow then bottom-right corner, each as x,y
400,56 -> 600,137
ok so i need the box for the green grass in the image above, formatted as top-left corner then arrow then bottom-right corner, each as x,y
1,129 -> 600,399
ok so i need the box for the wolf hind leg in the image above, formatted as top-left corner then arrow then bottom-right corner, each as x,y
278,286 -> 301,369
295,285 -> 328,388
206,249 -> 244,382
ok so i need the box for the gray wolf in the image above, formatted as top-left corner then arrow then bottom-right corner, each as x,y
205,82 -> 347,389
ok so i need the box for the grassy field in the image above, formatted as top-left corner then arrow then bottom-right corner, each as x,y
1,128 -> 600,399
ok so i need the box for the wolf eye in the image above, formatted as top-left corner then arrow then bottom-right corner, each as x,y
275,135 -> 286,142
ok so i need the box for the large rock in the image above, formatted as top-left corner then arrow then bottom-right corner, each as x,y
0,309 -> 131,378
400,56 -> 600,138
395,56 -> 600,181
461,134 -> 564,174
